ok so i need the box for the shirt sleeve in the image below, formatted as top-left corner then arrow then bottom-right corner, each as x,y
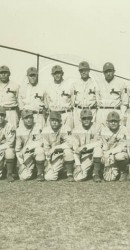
18,85 -> 24,111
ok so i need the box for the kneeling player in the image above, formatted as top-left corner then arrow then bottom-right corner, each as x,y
42,111 -> 74,181
72,109 -> 102,182
96,111 -> 129,182
15,110 -> 45,181
0,106 -> 16,182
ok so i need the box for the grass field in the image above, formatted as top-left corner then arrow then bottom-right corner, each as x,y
0,179 -> 130,250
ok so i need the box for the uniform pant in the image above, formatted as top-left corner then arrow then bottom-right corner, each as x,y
18,147 -> 45,180
73,107 -> 97,128
45,148 -> 74,181
6,110 -> 19,129
96,108 -> 121,126
73,153 -> 93,181
0,148 -> 15,178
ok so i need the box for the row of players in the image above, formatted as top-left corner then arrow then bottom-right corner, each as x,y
0,106 -> 129,183
0,62 -> 130,132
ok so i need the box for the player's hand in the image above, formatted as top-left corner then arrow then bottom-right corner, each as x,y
54,148 -> 63,154
80,147 -> 87,154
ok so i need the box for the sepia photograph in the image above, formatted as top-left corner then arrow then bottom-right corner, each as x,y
0,0 -> 130,249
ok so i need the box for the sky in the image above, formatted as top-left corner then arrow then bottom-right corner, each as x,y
0,0 -> 130,86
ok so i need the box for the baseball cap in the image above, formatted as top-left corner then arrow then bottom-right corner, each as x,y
107,111 -> 120,121
52,65 -> 63,74
103,62 -> 115,72
21,109 -> 33,119
0,65 -> 10,73
49,111 -> 61,121
0,106 -> 6,115
80,109 -> 92,118
79,61 -> 90,70
27,67 -> 38,76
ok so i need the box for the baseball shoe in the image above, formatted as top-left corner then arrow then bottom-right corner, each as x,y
37,174 -> 44,182
93,175 -> 101,183
119,172 -> 127,182
7,174 -> 15,183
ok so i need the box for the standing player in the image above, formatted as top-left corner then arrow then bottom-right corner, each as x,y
15,110 -> 45,181
44,65 -> 74,130
73,61 -> 99,128
18,67 -> 46,130
0,106 -> 16,182
42,111 -> 74,181
97,62 -> 128,126
0,65 -> 19,128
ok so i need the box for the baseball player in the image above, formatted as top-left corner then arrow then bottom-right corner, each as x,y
72,109 -> 102,182
0,106 -> 16,182
73,61 -> 100,128
96,111 -> 129,182
42,111 -> 74,181
15,109 -> 45,181
44,65 -> 74,130
0,65 -> 19,129
18,67 -> 46,130
122,81 -> 130,132
96,62 -> 128,126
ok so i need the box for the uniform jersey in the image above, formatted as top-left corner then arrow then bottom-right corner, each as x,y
18,82 -> 45,111
73,77 -> 99,108
100,125 -> 128,152
98,76 -> 127,108
0,80 -> 19,107
42,125 -> 72,156
44,80 -> 73,111
15,123 -> 43,153
72,123 -> 101,165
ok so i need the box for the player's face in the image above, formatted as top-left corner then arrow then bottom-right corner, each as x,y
81,117 -> 92,129
52,71 -> 63,83
23,115 -> 34,128
107,120 -> 119,131
0,113 -> 5,125
79,68 -> 90,80
50,118 -> 61,131
0,71 -> 10,83
104,70 -> 115,83
28,74 -> 38,86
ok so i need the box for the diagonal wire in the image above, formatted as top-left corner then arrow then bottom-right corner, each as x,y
0,44 -> 130,81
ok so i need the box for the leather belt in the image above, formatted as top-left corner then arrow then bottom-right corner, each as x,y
60,109 -> 72,114
99,107 -> 120,110
33,110 -> 43,114
50,109 -> 72,114
75,104 -> 97,109
4,107 -> 17,111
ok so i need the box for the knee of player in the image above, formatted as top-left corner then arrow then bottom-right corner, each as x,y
93,147 -> 103,158
115,152 -> 128,161
5,148 -> 15,159
35,147 -> 45,161
63,148 -> 74,162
